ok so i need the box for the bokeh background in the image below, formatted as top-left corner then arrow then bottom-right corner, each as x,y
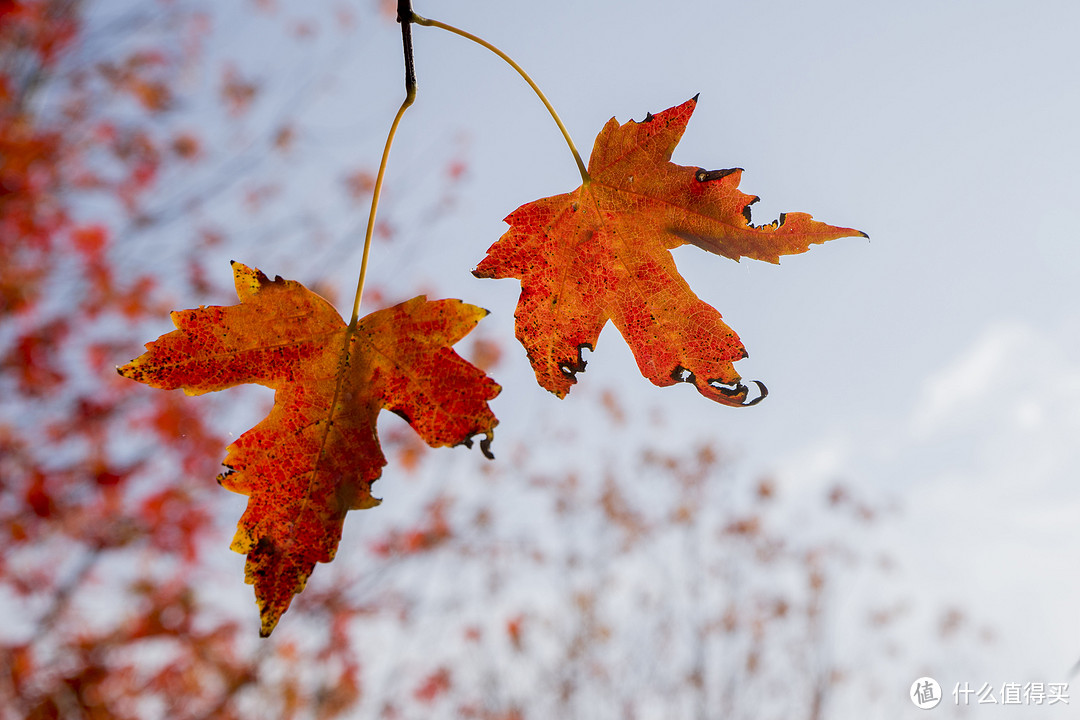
3,0 -> 1079,717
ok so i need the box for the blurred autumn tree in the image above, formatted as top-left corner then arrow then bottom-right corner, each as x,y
0,2 -> 988,719
0,1 -> 381,716
328,397 -> 992,720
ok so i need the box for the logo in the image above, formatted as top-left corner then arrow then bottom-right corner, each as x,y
911,677 -> 942,709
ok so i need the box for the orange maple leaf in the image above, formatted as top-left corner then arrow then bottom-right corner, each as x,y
474,97 -> 865,406
119,262 -> 500,636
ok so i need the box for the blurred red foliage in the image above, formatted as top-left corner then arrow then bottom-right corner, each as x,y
0,2 -> 366,716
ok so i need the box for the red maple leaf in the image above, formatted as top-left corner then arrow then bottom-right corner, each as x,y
474,97 -> 865,406
119,262 -> 500,635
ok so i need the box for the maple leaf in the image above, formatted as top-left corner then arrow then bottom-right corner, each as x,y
474,97 -> 866,406
119,262 -> 500,636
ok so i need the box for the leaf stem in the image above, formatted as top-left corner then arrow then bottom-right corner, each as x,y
411,13 -> 590,186
348,9 -> 417,327
310,2 -> 419,518
397,0 -> 417,99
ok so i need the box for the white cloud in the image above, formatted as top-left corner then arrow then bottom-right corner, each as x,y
909,323 -> 1035,439
775,319 -> 1080,687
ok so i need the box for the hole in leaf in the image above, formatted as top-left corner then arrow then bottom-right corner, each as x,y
671,365 -> 695,383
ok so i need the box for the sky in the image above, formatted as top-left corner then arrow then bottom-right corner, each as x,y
379,0 -> 1080,700
92,0 -> 1080,715
401,1 -> 1080,714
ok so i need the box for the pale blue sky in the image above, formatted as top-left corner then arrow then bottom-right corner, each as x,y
94,0 -> 1080,714
391,2 -> 1080,713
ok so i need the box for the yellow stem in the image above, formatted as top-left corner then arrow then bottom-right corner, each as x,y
412,13 -> 590,186
349,88 -> 416,326
307,89 -> 416,525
